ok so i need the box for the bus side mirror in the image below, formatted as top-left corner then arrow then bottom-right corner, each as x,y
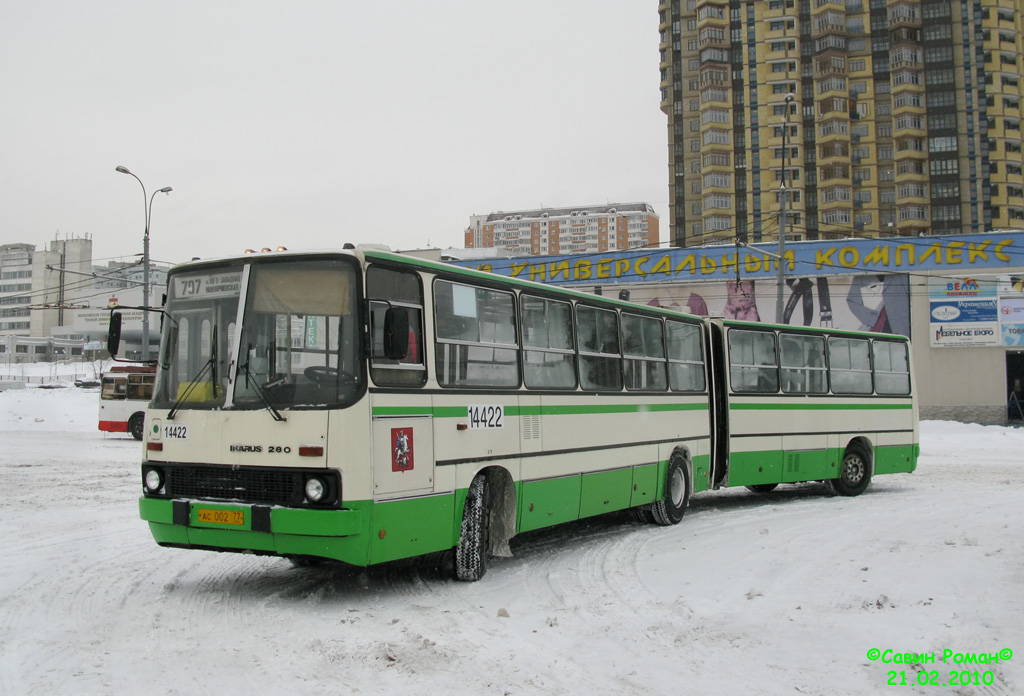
107,312 -> 123,357
382,307 -> 409,360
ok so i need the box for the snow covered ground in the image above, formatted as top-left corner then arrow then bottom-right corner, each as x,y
0,384 -> 1022,695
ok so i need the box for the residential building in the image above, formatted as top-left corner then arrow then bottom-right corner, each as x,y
0,237 -> 169,362
464,204 -> 660,256
659,0 -> 1024,247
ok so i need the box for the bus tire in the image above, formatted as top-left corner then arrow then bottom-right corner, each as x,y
631,505 -> 654,524
129,412 -> 145,441
454,475 -> 490,582
746,483 -> 778,494
651,457 -> 689,526
829,444 -> 871,497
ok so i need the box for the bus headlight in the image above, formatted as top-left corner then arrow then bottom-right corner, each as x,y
304,476 -> 326,503
144,467 -> 164,493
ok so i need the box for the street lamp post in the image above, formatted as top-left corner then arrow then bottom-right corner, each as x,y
115,166 -> 172,362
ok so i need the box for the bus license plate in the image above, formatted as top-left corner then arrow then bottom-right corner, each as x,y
197,508 -> 244,526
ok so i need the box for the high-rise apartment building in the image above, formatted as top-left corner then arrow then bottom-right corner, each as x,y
464,204 -> 660,256
659,0 -> 1024,248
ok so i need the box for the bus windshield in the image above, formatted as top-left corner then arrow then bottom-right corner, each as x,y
153,257 -> 361,412
153,264 -> 243,410
232,257 -> 361,410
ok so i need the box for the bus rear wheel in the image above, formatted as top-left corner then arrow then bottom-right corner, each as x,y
651,457 -> 689,526
454,475 -> 491,582
829,444 -> 871,497
128,412 -> 145,441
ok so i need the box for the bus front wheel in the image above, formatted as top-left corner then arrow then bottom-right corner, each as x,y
651,457 -> 689,526
829,445 -> 872,497
129,412 -> 145,441
454,475 -> 491,582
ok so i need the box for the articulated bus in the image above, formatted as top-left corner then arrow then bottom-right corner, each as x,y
99,365 -> 156,440
125,248 -> 918,580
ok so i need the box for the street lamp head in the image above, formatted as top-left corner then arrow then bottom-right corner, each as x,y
784,93 -> 795,103
115,166 -> 132,174
158,187 -> 173,194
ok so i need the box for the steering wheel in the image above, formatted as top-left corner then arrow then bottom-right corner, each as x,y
304,365 -> 356,387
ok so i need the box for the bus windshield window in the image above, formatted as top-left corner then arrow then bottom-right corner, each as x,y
153,266 -> 242,409
101,376 -> 127,400
233,258 -> 361,409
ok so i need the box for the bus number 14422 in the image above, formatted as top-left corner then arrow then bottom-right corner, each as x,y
468,405 -> 503,429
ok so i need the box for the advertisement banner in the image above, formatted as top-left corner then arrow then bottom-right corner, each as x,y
455,232 -> 1024,285
999,297 -> 1024,346
1000,297 -> 1024,323
932,323 -> 1000,348
928,277 -> 1000,347
1002,324 -> 1024,347
930,300 -> 998,324
583,273 -> 910,336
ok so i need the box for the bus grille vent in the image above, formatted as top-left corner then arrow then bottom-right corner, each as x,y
166,465 -> 302,507
521,414 -> 541,440
786,453 -> 799,474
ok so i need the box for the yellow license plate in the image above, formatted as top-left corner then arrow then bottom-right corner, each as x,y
197,508 -> 244,526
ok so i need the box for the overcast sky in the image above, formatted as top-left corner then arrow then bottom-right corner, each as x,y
1,1 -> 667,266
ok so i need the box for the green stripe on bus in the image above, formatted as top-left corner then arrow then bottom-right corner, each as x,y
730,402 -> 913,411
372,402 -> 706,418
537,403 -> 705,416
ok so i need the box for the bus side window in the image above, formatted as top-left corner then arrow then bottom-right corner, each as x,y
873,340 -> 911,395
521,295 -> 576,390
367,266 -> 426,388
828,337 -> 872,394
434,280 -> 519,388
577,305 -> 622,391
780,333 -> 827,394
728,329 -> 778,393
666,320 -> 705,391
621,313 -> 667,391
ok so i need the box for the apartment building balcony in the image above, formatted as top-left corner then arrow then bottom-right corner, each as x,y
809,0 -> 845,14
887,2 -> 922,29
889,27 -> 921,45
817,141 -> 850,163
698,25 -> 729,48
699,64 -> 730,86
818,163 -> 851,183
700,85 -> 730,105
814,50 -> 849,76
811,11 -> 846,39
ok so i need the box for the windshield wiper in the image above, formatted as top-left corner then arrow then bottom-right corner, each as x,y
167,357 -> 214,420
238,343 -> 287,422
167,326 -> 219,421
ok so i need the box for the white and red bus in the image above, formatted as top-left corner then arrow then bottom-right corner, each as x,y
98,366 -> 156,440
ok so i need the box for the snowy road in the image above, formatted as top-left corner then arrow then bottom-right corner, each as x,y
1,388 -> 1022,695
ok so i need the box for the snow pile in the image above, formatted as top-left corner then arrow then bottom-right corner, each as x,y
0,384 -> 100,433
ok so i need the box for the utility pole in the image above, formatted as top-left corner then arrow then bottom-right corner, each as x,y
776,93 -> 794,324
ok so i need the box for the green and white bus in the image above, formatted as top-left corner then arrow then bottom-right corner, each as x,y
125,247 -> 917,580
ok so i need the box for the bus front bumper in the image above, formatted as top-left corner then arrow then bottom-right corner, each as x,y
139,497 -> 370,565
